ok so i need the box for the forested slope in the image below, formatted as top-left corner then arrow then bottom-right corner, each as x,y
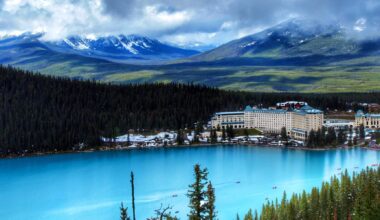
1,65 -> 380,154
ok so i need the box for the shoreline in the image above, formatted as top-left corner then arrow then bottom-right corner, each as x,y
0,142 -> 372,159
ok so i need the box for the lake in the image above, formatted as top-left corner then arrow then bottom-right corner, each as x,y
1,145 -> 380,219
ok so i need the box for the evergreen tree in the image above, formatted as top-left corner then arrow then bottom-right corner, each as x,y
2,65 -> 380,155
326,127 -> 337,146
176,129 -> 184,145
222,127 -> 226,141
187,164 -> 209,220
337,129 -> 346,145
195,122 -> 204,136
257,167 -> 380,220
359,124 -> 365,139
253,210 -> 258,220
127,131 -> 131,146
280,127 -> 288,142
210,129 -> 217,144
120,203 -> 130,220
243,209 -> 253,220
307,129 -> 316,148
120,202 -> 130,220
205,182 -> 216,220
227,126 -> 235,140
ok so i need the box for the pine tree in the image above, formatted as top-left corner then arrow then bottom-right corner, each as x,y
307,129 -> 316,148
300,190 -> 309,219
337,129 -> 345,145
222,127 -> 226,141
243,209 -> 253,220
210,129 -> 217,144
187,164 -> 209,220
127,131 -> 130,146
205,182 -> 216,220
359,124 -> 365,139
227,126 -> 235,140
280,127 -> 288,142
120,202 -> 130,220
3,65 -> 380,155
176,129 -> 184,145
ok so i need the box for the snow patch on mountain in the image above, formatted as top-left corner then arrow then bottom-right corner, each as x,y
120,39 -> 139,54
241,41 -> 256,48
63,38 -> 90,50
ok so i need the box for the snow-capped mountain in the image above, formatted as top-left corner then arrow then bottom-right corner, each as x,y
46,34 -> 199,62
0,32 -> 199,64
189,19 -> 380,63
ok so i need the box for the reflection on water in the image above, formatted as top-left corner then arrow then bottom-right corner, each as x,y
0,146 -> 379,219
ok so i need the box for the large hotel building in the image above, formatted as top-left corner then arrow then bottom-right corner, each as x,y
355,110 -> 380,128
211,102 -> 324,140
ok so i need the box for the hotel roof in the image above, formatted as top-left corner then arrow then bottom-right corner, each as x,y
244,105 -> 288,113
215,111 -> 244,115
356,110 -> 380,118
214,104 -> 323,116
296,105 -> 323,114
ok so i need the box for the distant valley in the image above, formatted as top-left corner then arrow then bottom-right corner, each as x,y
1,20 -> 380,92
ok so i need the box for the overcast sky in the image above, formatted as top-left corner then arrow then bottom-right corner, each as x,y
0,0 -> 379,46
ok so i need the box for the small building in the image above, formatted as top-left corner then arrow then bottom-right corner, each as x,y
276,101 -> 308,110
211,111 -> 245,129
324,119 -> 354,130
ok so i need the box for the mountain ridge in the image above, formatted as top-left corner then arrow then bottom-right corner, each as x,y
187,19 -> 380,64
2,20 -> 380,92
0,32 -> 199,65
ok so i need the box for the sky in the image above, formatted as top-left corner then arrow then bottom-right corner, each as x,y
0,0 -> 379,47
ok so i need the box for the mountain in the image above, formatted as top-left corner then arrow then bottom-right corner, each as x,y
189,20 -> 380,65
45,34 -> 199,63
2,20 -> 380,93
0,33 -> 199,66
0,32 -> 142,78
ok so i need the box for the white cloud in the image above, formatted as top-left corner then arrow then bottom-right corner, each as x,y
353,18 -> 366,32
129,5 -> 192,34
0,0 -> 379,45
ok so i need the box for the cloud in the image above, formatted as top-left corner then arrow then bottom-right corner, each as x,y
0,0 -> 380,45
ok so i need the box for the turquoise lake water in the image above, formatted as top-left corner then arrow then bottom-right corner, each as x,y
1,145 -> 380,219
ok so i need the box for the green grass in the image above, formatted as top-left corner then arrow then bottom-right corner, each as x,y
213,66 -> 380,92
9,55 -> 380,93
234,128 -> 262,136
103,70 -> 163,83
57,65 -> 380,93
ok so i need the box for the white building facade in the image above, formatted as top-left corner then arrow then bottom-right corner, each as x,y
355,110 -> 380,128
211,104 -> 324,140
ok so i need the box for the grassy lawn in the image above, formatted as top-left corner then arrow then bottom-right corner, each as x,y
233,128 -> 262,136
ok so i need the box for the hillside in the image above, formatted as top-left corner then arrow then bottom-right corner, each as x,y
1,20 -> 380,92
189,20 -> 380,65
1,65 -> 380,155
46,34 -> 199,63
0,33 -> 199,66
